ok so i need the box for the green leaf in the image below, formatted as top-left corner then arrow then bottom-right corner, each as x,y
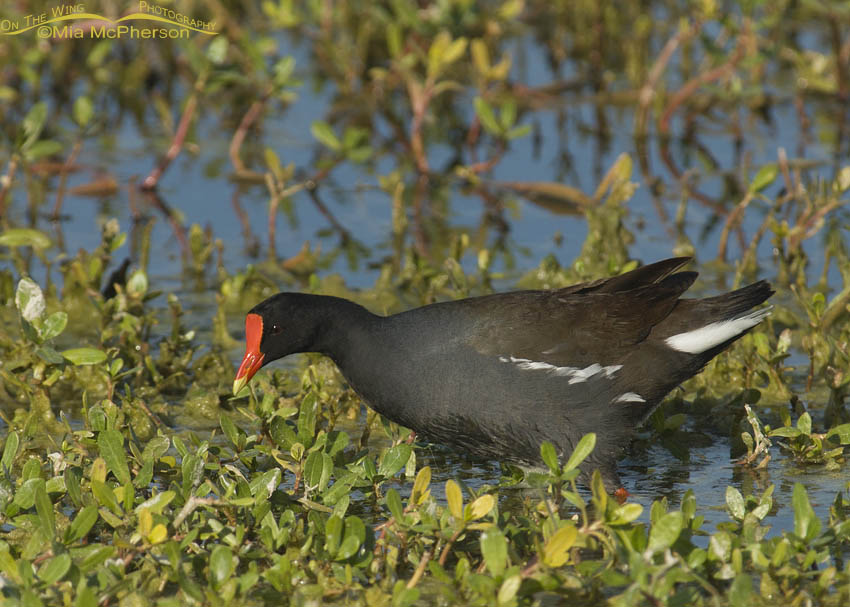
24,139 -> 63,161
466,494 -> 495,521
65,504 -> 98,544
126,270 -> 148,297
220,415 -> 242,449
610,502 -> 643,525
141,436 -> 171,463
297,393 -> 318,444
797,412 -> 812,435
181,454 -> 204,493
62,347 -> 107,365
500,100 -> 517,130
378,443 -> 412,478
543,524 -> 577,567
749,164 -> 778,193
35,344 -> 65,365
37,553 -> 71,584
65,467 -> 82,508
539,441 -> 559,474
480,528 -> 508,576
498,574 -> 521,605
385,489 -> 404,521
647,511 -> 684,553
41,311 -> 68,341
726,486 -> 745,520
471,39 -> 490,74
563,433 -> 596,472
336,516 -> 365,561
134,491 -> 176,515
311,121 -> 341,151
209,545 -> 234,586
792,483 -> 820,541
729,573 -> 753,607
474,97 -> 502,135
206,35 -> 228,64
35,481 -> 55,540
0,229 -> 52,250
303,451 -> 331,492
1,431 -> 20,471
73,96 -> 94,128
446,479 -> 463,520
22,101 -> 48,149
91,480 -> 122,515
98,429 -> 131,486
506,124 -> 532,140
270,416 -> 298,449
826,423 -> 850,444
325,515 -> 343,556
16,277 -> 45,322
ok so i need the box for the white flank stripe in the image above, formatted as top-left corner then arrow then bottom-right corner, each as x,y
499,356 -> 621,382
664,307 -> 772,354
614,392 -> 646,403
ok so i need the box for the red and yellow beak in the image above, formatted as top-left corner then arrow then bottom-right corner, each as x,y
233,313 -> 265,395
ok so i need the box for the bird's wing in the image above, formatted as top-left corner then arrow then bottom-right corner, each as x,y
462,258 -> 696,368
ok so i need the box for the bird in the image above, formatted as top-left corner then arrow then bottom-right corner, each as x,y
233,257 -> 773,493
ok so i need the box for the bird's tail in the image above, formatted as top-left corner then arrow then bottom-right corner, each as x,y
659,281 -> 774,356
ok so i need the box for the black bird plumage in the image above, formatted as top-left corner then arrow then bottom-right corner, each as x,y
235,258 -> 773,491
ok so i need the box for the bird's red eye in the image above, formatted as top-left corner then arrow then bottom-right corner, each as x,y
270,324 -> 283,335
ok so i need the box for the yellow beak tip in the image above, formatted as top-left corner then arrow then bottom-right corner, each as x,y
232,377 -> 247,396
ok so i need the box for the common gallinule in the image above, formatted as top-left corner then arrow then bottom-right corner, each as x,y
233,257 -> 773,491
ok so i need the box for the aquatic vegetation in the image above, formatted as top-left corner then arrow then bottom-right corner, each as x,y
2,0 -> 850,604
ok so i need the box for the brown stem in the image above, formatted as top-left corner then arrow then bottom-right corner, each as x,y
138,187 -> 189,258
265,173 -> 280,260
229,93 -> 270,176
716,191 -> 754,262
657,29 -> 749,216
231,189 -> 259,256
406,548 -> 433,589
438,528 -> 463,566
412,174 -> 429,258
407,79 -> 432,174
141,87 -> 201,191
658,33 -> 747,135
51,140 -> 83,220
636,22 -> 701,134
634,22 -> 701,232
306,185 -> 351,242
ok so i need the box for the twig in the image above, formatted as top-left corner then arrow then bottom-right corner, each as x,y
172,496 -> 225,529
306,185 -> 351,242
51,140 -> 83,219
407,80 -> 431,174
406,548 -> 433,589
438,528 -> 463,566
138,187 -> 189,258
229,92 -> 270,176
231,189 -> 260,257
141,85 -> 202,190
716,190 -> 754,262
412,175 -> 429,258
657,28 -> 749,216
636,21 -> 701,131
264,172 -> 281,260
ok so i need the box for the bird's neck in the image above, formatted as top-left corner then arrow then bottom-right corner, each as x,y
312,296 -> 383,366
